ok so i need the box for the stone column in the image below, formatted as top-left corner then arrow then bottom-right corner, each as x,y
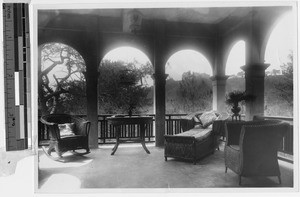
85,57 -> 99,149
211,75 -> 229,113
241,63 -> 269,120
84,32 -> 100,149
154,20 -> 166,147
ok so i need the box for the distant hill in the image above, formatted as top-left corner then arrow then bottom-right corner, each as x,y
225,75 -> 292,117
163,74 -> 292,117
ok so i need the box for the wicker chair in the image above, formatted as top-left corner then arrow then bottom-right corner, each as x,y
40,114 -> 91,160
224,120 -> 289,185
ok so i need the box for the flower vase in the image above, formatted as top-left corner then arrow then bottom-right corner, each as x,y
231,105 -> 241,121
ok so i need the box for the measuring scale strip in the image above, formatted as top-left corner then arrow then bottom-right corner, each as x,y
3,3 -> 29,150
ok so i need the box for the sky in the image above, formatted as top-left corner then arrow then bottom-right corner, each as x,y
103,11 -> 293,80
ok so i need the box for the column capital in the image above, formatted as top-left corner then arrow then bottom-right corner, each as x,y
241,63 -> 270,77
152,73 -> 168,80
210,75 -> 229,81
210,75 -> 229,86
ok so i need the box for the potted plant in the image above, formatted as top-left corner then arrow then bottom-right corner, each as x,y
225,90 -> 255,118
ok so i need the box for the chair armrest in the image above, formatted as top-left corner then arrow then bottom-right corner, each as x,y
40,117 -> 55,126
85,121 -> 91,136
225,122 -> 244,146
40,120 -> 60,140
76,121 -> 91,136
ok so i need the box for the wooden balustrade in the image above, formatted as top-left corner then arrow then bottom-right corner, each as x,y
38,114 -> 187,145
38,114 -> 294,158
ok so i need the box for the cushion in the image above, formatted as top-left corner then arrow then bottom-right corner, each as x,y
58,123 -> 75,137
193,116 -> 202,125
217,112 -> 230,121
177,125 -> 213,142
199,111 -> 218,128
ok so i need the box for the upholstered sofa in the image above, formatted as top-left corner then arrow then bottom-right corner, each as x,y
164,111 -> 228,164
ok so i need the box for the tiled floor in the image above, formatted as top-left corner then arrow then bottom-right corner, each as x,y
37,142 -> 294,192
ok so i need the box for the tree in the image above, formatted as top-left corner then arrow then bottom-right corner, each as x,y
38,43 -> 86,115
271,69 -> 281,76
264,52 -> 293,117
274,52 -> 293,107
236,71 -> 245,78
98,59 -> 153,115
176,71 -> 212,113
265,71 -> 271,76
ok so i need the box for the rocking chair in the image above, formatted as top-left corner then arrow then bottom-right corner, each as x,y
40,114 -> 91,161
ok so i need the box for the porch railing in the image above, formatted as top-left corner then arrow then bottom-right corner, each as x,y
97,114 -> 155,144
38,114 -> 294,157
38,114 -> 187,145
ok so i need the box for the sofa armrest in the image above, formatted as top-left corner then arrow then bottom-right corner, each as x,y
165,135 -> 195,144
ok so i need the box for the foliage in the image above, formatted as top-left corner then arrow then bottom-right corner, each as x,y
225,76 -> 245,92
38,43 -> 86,115
98,59 -> 153,115
264,52 -> 293,117
225,90 -> 255,107
166,71 -> 212,114
38,43 -> 293,118
274,52 -> 293,106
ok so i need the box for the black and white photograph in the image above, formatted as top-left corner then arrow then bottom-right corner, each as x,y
0,0 -> 298,196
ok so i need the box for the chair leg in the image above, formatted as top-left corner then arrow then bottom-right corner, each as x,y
47,143 -> 55,155
239,176 -> 242,186
165,156 -> 167,161
86,148 -> 90,153
225,167 -> 228,173
278,176 -> 282,184
54,143 -> 62,158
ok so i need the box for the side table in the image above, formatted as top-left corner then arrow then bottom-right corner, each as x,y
107,116 -> 153,155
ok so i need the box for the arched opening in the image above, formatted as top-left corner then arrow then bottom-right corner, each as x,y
225,40 -> 246,116
165,49 -> 212,114
98,46 -> 154,115
38,42 -> 87,115
225,40 -> 246,92
264,12 -> 293,117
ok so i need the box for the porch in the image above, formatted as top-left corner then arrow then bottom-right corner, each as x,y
34,3 -> 295,192
37,5 -> 294,151
37,141 -> 293,190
